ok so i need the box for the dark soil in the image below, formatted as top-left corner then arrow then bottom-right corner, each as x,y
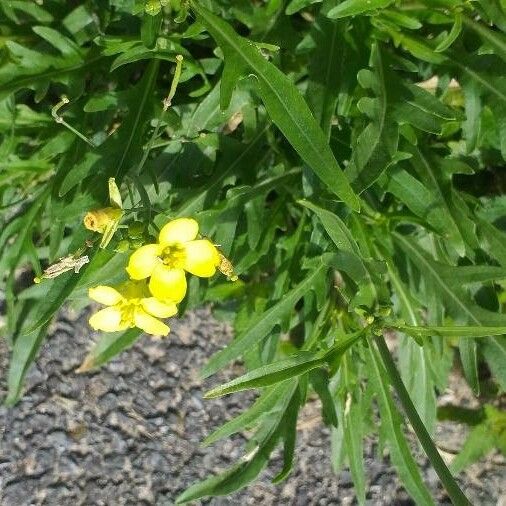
0,308 -> 504,505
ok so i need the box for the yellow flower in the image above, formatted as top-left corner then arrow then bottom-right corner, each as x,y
126,218 -> 220,302
88,281 -> 177,336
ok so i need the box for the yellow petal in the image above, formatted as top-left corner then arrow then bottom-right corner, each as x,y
134,308 -> 170,336
88,286 -> 124,306
149,265 -> 187,302
89,307 -> 127,332
183,239 -> 220,277
159,218 -> 198,246
126,244 -> 160,280
141,297 -> 178,318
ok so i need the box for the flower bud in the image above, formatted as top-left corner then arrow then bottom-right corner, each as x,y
115,240 -> 130,253
128,221 -> 145,238
131,238 -> 145,249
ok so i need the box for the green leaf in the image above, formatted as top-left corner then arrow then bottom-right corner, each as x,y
342,359 -> 366,505
367,344 -> 435,506
6,0 -> 54,22
111,59 -> 159,181
191,1 -> 360,211
203,381 -> 297,445
77,328 -> 143,372
176,386 -> 298,502
32,26 -> 83,58
306,16 -> 356,139
204,331 -> 362,397
463,16 -> 506,63
202,264 -> 328,378
327,0 -> 393,19
141,11 -> 162,48
4,323 -> 49,405
203,350 -> 324,397
449,424 -> 495,473
0,37 -> 94,99
407,146 -> 476,256
482,338 -> 506,390
345,44 -> 399,192
185,80 -> 251,137
435,13 -> 462,52
175,129 -> 268,217
302,203 -> 389,310
381,248 -> 436,432
272,386 -> 301,483
298,200 -> 360,254
310,368 -> 338,427
394,324 -> 506,338
344,399 -> 366,504
394,232 -> 506,393
286,0 -> 322,15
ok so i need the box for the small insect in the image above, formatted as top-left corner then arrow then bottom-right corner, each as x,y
34,244 -> 91,283
218,253 -> 238,282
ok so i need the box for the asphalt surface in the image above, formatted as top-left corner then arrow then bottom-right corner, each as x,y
0,307 -> 504,505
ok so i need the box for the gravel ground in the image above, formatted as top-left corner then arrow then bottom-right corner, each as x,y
0,307 -> 504,505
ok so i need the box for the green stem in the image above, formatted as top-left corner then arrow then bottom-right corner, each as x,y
373,334 -> 470,506
135,54 -> 184,176
52,95 -> 95,147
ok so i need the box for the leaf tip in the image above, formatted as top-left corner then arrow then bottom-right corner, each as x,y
202,388 -> 219,399
3,395 -> 19,407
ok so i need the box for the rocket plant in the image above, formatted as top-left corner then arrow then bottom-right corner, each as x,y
1,0 -> 506,504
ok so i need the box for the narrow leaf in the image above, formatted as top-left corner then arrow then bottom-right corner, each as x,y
203,381 -> 297,446
191,2 -> 360,211
77,328 -> 142,372
367,345 -> 435,505
202,264 -> 327,378
394,324 -> 506,338
327,0 -> 393,19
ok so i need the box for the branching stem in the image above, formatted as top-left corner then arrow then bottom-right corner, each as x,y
52,96 -> 95,147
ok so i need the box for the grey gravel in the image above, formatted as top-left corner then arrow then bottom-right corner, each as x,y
0,307 -> 504,505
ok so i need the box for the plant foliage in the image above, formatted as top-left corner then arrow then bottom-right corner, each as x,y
1,0 -> 506,503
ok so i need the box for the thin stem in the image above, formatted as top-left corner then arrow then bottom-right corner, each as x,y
135,54 -> 184,175
52,96 -> 95,147
373,334 -> 470,506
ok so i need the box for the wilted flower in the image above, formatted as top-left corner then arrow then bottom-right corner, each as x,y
126,218 -> 220,302
88,281 -> 177,336
84,207 -> 122,233
83,178 -> 124,248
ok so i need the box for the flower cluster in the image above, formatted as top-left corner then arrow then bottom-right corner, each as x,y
88,218 -> 221,336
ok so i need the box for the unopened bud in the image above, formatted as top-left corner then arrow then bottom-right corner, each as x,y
115,240 -> 130,253
131,239 -> 144,249
128,221 -> 144,238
